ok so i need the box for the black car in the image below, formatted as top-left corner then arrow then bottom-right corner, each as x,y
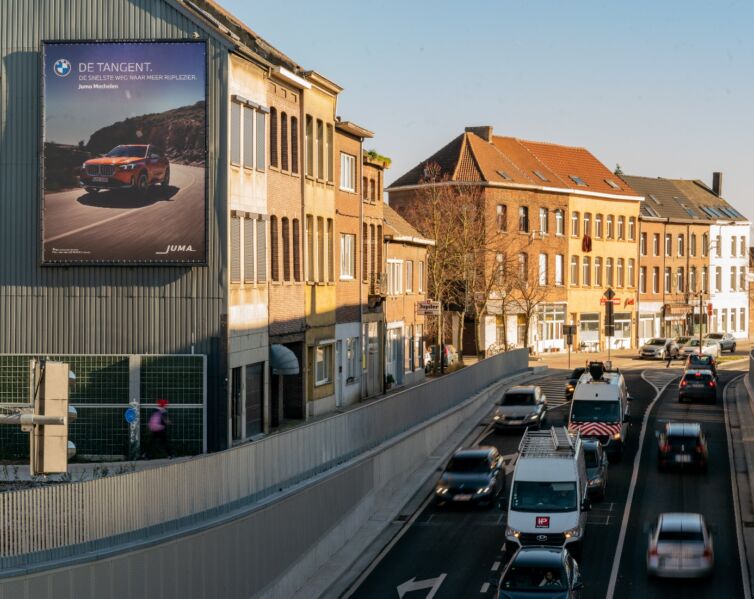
678,369 -> 717,404
434,447 -> 505,507
684,353 -> 718,379
657,422 -> 709,472
498,547 -> 583,598
583,439 -> 608,500
564,368 -> 586,401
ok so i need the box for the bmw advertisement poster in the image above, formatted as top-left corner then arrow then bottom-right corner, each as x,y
42,41 -> 207,264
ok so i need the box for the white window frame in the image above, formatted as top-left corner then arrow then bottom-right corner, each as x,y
555,210 -> 564,235
418,261 -> 424,293
315,343 -> 333,386
538,253 -> 547,285
406,260 -> 414,293
339,152 -> 356,192
339,233 -> 355,280
555,254 -> 564,286
387,259 -> 403,295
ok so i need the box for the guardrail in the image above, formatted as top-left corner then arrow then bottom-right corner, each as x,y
749,349 -> 754,391
0,349 -> 527,569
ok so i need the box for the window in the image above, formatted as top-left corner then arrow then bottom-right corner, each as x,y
715,266 -> 722,292
606,215 -> 614,239
256,219 -> 267,282
639,266 -> 647,293
327,219 -> 334,282
677,234 -> 685,257
555,254 -> 564,285
570,175 -> 587,186
555,210 -> 564,235
316,217 -> 325,282
702,266 -> 708,293
418,261 -> 424,293
377,225 -> 383,275
627,258 -> 635,287
340,234 -> 355,279
571,211 -> 580,237
594,256 -> 603,287
326,124 -> 334,183
606,258 -> 614,287
570,255 -> 579,286
281,218 -> 290,282
582,256 -> 591,286
533,170 -> 548,181
305,115 -> 314,176
406,260 -> 413,292
340,153 -> 356,192
690,233 -> 697,256
270,216 -> 279,281
653,233 -> 660,256
731,236 -> 737,257
280,112 -> 289,171
539,208 -> 549,234
518,206 -> 529,232
369,224 -> 375,280
292,218 -> 301,282
244,218 -> 255,283
652,267 -> 659,293
346,337 -> 359,382
496,204 -> 508,231
628,217 -> 636,240
255,110 -> 266,171
306,214 -> 314,281
291,116 -> 299,174
617,258 -> 624,287
518,253 -> 528,283
387,260 -> 403,295
269,107 -> 278,168
314,119 -> 323,179
689,266 -> 697,292
664,267 -> 671,293
595,214 -> 603,238
676,267 -> 684,292
741,266 -> 747,292
538,253 -> 548,285
730,267 -> 737,291
722,308 -> 729,332
315,344 -> 332,385
741,236 -> 747,257
740,308 -> 747,332
640,232 -> 647,256
243,105 -> 255,169
665,233 -> 672,257
583,213 -> 592,237
617,216 -> 625,240
702,233 -> 709,257
230,101 -> 241,165
362,223 -> 368,282
230,215 -> 241,283
362,177 -> 368,200
370,179 -> 376,201
715,235 -> 722,258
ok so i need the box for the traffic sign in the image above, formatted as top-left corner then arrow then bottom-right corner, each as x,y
603,288 -> 616,300
124,407 -> 138,424
600,297 -> 621,305
707,302 -> 713,316
416,300 -> 441,316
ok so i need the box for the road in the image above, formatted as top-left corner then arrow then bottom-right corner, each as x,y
43,163 -> 205,262
346,363 -> 745,599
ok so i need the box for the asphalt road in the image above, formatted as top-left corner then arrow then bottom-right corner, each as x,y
347,365 -> 745,599
43,163 -> 205,262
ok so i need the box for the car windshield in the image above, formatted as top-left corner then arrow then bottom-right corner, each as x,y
687,339 -> 700,347
570,400 -> 621,423
658,529 -> 704,542
501,393 -> 536,406
667,435 -> 701,449
510,481 -> 577,512
689,355 -> 712,365
501,564 -> 566,591
706,333 -> 723,340
446,455 -> 490,474
647,338 -> 666,346
106,145 -> 147,158
683,373 -> 712,382
676,337 -> 691,344
583,448 -> 599,468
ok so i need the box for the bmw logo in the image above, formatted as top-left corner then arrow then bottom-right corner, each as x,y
54,58 -> 72,77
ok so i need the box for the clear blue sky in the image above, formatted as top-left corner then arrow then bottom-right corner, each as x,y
223,0 -> 754,224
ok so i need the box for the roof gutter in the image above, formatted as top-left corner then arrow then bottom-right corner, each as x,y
384,234 -> 436,247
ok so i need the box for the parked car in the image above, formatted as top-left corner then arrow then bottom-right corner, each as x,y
426,344 -> 458,370
493,385 -> 547,431
434,447 -> 505,508
680,338 -> 720,358
656,422 -> 709,471
80,144 -> 170,193
678,369 -> 717,404
674,336 -> 693,351
582,438 -> 608,500
565,367 -> 586,401
684,353 -> 718,378
639,338 -> 679,360
647,513 -> 714,578
497,546 -> 584,598
705,332 -> 736,353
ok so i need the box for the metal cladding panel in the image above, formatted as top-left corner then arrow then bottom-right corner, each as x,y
1,0 -> 230,447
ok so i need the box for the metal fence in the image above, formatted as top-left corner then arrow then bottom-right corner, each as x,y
0,349 -> 527,568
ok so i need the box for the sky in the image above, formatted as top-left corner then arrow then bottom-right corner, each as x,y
222,0 -> 754,225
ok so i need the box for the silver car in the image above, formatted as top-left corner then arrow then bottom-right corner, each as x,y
492,385 -> 547,430
681,338 -> 720,358
647,513 -> 714,578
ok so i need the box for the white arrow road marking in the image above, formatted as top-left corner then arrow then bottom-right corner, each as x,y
396,573 -> 447,598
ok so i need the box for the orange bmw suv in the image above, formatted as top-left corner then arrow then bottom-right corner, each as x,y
80,144 -> 169,193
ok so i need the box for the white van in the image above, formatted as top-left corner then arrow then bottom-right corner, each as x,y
505,428 -> 589,557
568,368 -> 629,462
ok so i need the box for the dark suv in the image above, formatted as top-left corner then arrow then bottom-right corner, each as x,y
684,353 -> 717,379
498,547 -> 584,598
679,369 -> 717,404
565,367 -> 586,401
657,422 -> 709,472
434,447 -> 505,508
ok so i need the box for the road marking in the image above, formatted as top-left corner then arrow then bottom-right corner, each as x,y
396,574 -> 446,598
723,374 -> 752,599
490,561 -> 500,571
605,370 -> 678,599
480,582 -> 490,593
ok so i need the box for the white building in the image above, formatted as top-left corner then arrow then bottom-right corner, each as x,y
708,220 -> 750,338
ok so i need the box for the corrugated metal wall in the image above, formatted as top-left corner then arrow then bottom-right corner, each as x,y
0,0 -> 230,449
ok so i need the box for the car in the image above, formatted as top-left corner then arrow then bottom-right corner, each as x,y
680,338 -> 720,358
684,352 -> 718,378
493,385 -> 548,431
647,513 -> 714,578
678,369 -> 717,404
656,422 -> 709,471
705,332 -> 736,353
639,337 -> 679,360
674,336 -> 693,353
427,344 -> 458,369
582,439 -> 608,500
497,546 -> 584,598
434,446 -> 505,507
564,367 -> 586,401
80,144 -> 170,193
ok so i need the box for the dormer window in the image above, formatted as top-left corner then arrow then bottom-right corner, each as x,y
569,175 -> 587,186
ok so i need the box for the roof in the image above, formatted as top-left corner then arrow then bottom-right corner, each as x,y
511,547 -> 564,567
665,422 -> 702,436
453,447 -> 495,459
621,174 -> 748,222
388,128 -> 641,199
382,205 -> 435,246
506,385 -> 538,394
658,513 -> 704,532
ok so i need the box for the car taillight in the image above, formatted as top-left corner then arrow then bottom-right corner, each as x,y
709,380 -> 716,388
681,380 -> 687,388
648,546 -> 658,557
696,444 -> 704,454
660,444 -> 670,453
703,547 -> 712,559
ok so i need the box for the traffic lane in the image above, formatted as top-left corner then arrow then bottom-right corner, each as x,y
613,370 -> 743,599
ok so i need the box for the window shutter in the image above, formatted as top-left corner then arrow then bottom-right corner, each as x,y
230,102 -> 241,165
256,111 -> 266,170
230,216 -> 241,283
244,218 -> 255,283
293,218 -> 301,282
269,107 -> 277,168
291,116 -> 299,174
256,219 -> 267,282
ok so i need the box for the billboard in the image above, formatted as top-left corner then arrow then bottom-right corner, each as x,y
42,41 -> 207,264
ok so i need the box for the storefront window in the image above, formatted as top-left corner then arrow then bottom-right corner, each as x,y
614,312 -> 632,339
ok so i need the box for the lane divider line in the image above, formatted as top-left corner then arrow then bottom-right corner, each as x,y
490,561 -> 500,571
723,374 -> 752,599
605,370 -> 679,599
480,582 -> 490,594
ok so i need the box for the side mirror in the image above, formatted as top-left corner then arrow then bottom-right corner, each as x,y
627,394 -> 635,402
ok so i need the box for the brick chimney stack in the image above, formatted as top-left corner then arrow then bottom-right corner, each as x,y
712,171 -> 723,196
465,126 -> 493,142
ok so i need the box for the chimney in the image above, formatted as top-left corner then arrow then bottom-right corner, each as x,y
712,171 -> 723,196
465,126 -> 493,142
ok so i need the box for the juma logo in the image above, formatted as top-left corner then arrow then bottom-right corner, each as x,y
53,59 -> 72,77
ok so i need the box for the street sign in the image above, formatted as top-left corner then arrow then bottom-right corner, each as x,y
566,334 -> 574,346
707,302 -> 713,316
599,297 -> 621,305
603,288 -> 616,300
563,325 -> 577,336
416,300 -> 441,316
124,407 -> 138,424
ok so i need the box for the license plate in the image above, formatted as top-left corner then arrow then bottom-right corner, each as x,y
92,177 -> 108,183
675,455 -> 692,463
453,494 -> 472,501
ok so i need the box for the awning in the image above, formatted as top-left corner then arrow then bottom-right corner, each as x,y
270,344 -> 299,376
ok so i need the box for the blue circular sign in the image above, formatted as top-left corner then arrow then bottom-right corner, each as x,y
54,58 -> 72,77
124,407 -> 138,424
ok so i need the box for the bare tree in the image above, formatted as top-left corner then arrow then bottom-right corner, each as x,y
509,251 -> 552,354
